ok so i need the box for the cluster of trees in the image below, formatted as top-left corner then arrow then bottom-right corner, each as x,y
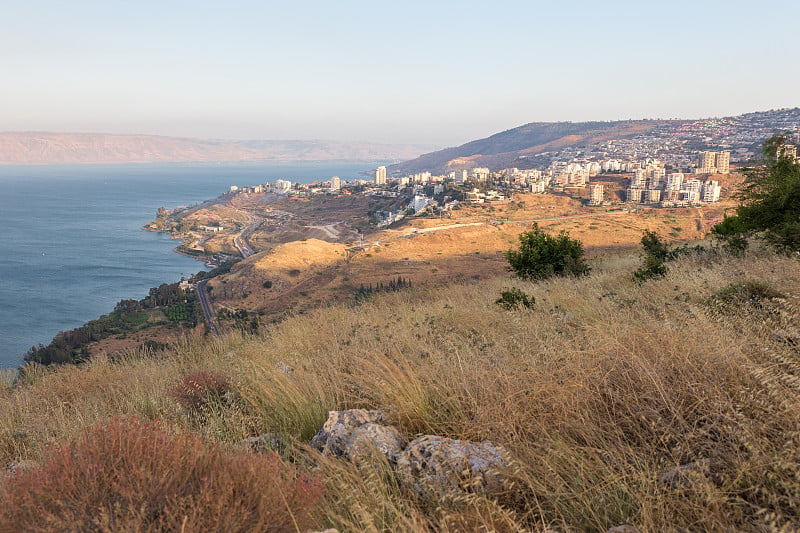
217,308 -> 260,334
355,277 -> 413,302
713,134 -> 800,253
24,281 -> 202,366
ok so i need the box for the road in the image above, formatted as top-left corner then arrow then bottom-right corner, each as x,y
196,279 -> 220,336
233,215 -> 262,258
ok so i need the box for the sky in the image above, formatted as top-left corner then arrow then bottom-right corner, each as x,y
2,0 -> 799,147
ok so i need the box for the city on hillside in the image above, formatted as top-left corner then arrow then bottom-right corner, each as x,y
221,128 -> 799,230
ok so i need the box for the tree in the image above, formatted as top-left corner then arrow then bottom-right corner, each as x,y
712,134 -> 800,253
633,231 -> 669,282
505,223 -> 590,280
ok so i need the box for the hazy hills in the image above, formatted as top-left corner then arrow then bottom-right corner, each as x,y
0,132 -> 437,165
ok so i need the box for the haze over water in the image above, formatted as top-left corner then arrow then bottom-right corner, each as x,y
0,162 -> 370,369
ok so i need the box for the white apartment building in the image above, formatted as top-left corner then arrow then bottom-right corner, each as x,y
698,151 -> 716,173
374,166 -> 387,185
631,168 -> 648,188
702,180 -> 721,202
627,188 -> 644,203
330,176 -> 341,190
666,173 -> 684,191
646,189 -> 662,203
471,168 -> 490,182
588,184 -> 604,206
530,180 -> 546,193
715,151 -> 730,174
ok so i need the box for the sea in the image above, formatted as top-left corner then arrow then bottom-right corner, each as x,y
0,162 -> 372,369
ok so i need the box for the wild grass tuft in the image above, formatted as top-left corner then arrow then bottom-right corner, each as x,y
0,416 -> 323,532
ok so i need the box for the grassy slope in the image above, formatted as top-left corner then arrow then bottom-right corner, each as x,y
2,248 -> 800,531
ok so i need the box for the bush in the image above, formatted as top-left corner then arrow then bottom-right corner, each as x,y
495,288 -> 535,310
0,417 -> 323,532
505,223 -> 590,280
170,370 -> 232,413
633,231 -> 669,282
709,280 -> 785,306
263,280 -> 273,289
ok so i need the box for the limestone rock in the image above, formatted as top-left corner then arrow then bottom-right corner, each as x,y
395,435 -> 509,500
3,460 -> 39,479
237,433 -> 288,456
310,409 -> 404,463
657,459 -> 710,488
607,526 -> 640,533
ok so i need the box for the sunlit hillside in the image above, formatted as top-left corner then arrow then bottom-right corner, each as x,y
2,245 -> 799,531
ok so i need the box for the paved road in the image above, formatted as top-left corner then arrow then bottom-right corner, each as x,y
196,279 -> 220,336
233,215 -> 262,258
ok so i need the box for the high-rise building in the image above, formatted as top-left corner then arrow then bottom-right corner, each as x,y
698,152 -> 716,173
275,179 -> 292,193
702,180 -> 721,202
330,176 -> 341,191
588,184 -> 604,206
627,188 -> 644,203
666,173 -> 684,191
631,168 -> 647,188
715,151 -> 730,174
374,166 -> 387,185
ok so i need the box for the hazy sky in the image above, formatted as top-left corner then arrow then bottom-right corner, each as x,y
2,0 -> 798,146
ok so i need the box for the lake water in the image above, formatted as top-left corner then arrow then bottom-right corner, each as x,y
0,162 -> 371,369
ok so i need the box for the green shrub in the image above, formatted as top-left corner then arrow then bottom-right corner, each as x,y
710,280 -> 785,306
262,280 -> 273,289
505,223 -> 590,280
495,288 -> 535,310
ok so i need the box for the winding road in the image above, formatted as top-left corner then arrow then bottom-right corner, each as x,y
196,279 -> 220,336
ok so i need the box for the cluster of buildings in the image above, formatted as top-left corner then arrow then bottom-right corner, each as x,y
370,148 -> 731,208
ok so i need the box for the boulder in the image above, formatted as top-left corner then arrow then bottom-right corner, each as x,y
3,460 -> 39,478
607,526 -> 640,533
395,435 -> 509,501
236,433 -> 289,456
657,459 -> 710,488
310,409 -> 405,463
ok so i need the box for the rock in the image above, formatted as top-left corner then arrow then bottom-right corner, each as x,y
237,433 -> 289,455
607,526 -> 640,533
4,460 -> 39,475
310,409 -> 404,463
657,459 -> 710,488
395,435 -> 509,501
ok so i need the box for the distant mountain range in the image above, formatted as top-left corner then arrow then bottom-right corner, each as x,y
0,132 -> 437,165
390,108 -> 800,174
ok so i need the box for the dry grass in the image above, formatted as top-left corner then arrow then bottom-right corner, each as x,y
1,247 -> 799,531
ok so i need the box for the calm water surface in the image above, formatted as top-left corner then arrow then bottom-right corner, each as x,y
0,162 -> 370,368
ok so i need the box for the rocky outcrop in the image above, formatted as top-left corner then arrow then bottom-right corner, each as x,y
395,435 -> 509,500
310,409 -> 511,502
310,409 -> 405,464
236,433 -> 289,456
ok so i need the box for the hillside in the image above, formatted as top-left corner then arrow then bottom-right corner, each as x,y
0,132 -> 436,165
391,107 -> 800,174
391,119 -> 675,174
2,248 -> 800,531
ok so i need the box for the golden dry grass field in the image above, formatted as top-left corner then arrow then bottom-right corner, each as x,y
2,245 -> 799,531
